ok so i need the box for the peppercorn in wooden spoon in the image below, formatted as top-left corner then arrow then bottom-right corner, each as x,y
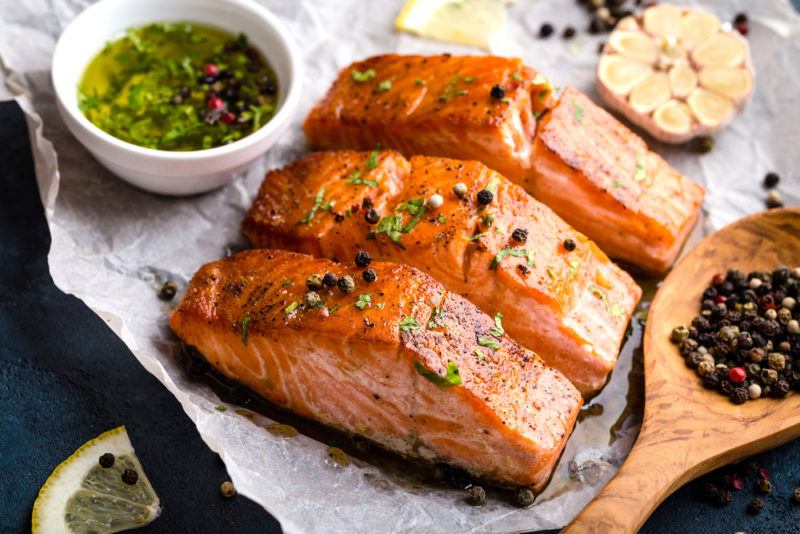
564,208 -> 800,533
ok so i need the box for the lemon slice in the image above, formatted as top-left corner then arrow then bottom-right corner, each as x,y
32,426 -> 160,534
395,0 -> 515,50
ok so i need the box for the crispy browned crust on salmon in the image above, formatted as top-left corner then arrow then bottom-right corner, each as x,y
303,55 -> 704,273
242,150 -> 642,396
527,87 -> 705,273
169,249 -> 581,488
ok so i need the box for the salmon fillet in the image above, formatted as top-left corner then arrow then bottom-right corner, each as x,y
169,249 -> 582,488
242,150 -> 642,396
303,54 -> 704,273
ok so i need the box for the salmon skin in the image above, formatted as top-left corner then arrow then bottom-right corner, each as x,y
169,249 -> 582,488
303,54 -> 705,273
242,150 -> 642,396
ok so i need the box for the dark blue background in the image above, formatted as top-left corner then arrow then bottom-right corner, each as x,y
3,0 -> 800,519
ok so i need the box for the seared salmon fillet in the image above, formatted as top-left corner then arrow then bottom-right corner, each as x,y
242,150 -> 642,396
303,54 -> 704,273
169,249 -> 582,488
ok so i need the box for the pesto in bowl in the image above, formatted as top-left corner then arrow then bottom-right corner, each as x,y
78,22 -> 278,151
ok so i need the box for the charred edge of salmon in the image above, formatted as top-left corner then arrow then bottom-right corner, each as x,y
170,249 -> 582,488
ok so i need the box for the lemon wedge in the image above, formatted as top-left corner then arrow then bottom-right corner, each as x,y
395,0 -> 515,50
32,426 -> 160,534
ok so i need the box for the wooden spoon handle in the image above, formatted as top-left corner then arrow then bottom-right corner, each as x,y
562,431 -> 688,533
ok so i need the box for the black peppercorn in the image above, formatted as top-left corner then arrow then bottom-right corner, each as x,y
730,387 -> 748,404
690,136 -> 714,154
98,453 -> 115,468
362,269 -> 377,283
355,250 -> 372,267
121,468 -> 139,485
712,488 -> 733,506
763,172 -> 780,189
511,228 -> 528,243
703,372 -> 721,389
748,497 -> 764,514
490,85 -> 506,99
322,272 -> 338,288
477,189 -> 494,205
365,208 -> 380,225
563,238 -> 577,251
538,23 -> 554,38
772,379 -> 790,397
562,26 -> 576,39
306,274 -> 323,291
702,482 -> 720,501
159,280 -> 177,301
734,12 -> 748,25
793,487 -> 800,503
465,485 -> 486,506
515,487 -> 535,508
337,275 -> 355,293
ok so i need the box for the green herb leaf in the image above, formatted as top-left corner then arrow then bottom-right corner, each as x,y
428,307 -> 446,329
351,68 -> 376,83
611,180 -> 627,189
355,293 -> 372,310
464,75 -> 476,83
414,361 -> 462,389
469,232 -> 488,241
377,80 -> 392,92
526,250 -> 536,267
481,213 -> 495,226
327,304 -> 339,314
633,151 -> 647,182
280,279 -> 293,286
478,336 -> 501,350
486,177 -> 500,194
373,214 -> 405,247
215,405 -> 227,412
490,312 -> 504,338
512,72 -> 522,81
573,96 -> 584,124
546,268 -> 556,279
500,97 -> 512,104
376,302 -> 385,310
589,285 -> 624,316
365,145 -> 380,170
415,78 -> 425,86
284,301 -> 299,314
474,348 -> 486,361
399,316 -> 420,332
437,215 -> 447,223
241,315 -> 250,345
610,302 -> 625,317
301,188 -> 328,225
490,248 -> 529,269
568,259 -> 580,280
346,171 -> 378,188
396,198 -> 428,233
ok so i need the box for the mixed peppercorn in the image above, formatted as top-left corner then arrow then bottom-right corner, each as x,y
671,267 -> 800,403
763,171 -> 784,210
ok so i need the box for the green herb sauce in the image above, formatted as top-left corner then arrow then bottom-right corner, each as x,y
78,22 -> 278,151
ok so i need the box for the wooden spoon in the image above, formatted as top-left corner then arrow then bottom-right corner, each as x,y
564,208 -> 800,533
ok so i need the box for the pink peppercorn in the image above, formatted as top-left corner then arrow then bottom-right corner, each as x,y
729,367 -> 746,384
220,111 -> 236,124
735,22 -> 749,36
712,274 -> 725,285
714,295 -> 728,304
203,63 -> 220,76
207,97 -> 224,110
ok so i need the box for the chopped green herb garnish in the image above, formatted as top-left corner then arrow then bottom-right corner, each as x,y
500,97 -> 511,104
589,285 -> 623,316
280,279 -> 293,286
633,151 -> 647,182
568,259 -> 580,280
373,214 -> 405,247
469,232 -> 488,241
215,405 -> 227,412
490,248 -> 529,269
464,75 -> 476,83
301,188 -> 329,225
351,68 -> 376,82
415,78 -> 425,86
428,307 -> 446,329
546,268 -> 556,279
512,72 -> 522,81
573,97 -> 584,124
399,316 -> 420,332
414,361 -> 462,389
526,250 -> 536,266
365,145 -> 380,170
478,336 -> 501,350
474,348 -> 486,361
490,312 -> 504,338
486,177 -> 500,194
437,215 -> 447,223
327,304 -> 339,314
346,171 -> 378,188
376,302 -> 385,310
355,293 -> 372,310
611,180 -> 627,189
241,315 -> 250,345
284,301 -> 299,314
439,75 -> 469,101
377,80 -> 392,92
610,302 -> 625,317
396,198 -> 428,233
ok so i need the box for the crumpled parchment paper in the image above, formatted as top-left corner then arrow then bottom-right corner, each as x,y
1,0 -> 798,532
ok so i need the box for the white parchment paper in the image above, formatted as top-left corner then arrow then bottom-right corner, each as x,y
2,1 -> 799,532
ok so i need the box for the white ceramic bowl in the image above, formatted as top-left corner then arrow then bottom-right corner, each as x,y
52,0 -> 302,195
